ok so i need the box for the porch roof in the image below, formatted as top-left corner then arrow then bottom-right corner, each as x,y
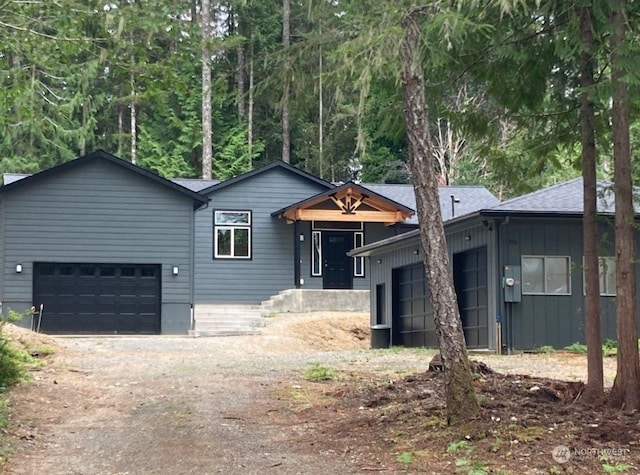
271,181 -> 414,225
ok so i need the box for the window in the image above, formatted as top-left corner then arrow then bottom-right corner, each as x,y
522,256 -> 571,295
354,232 -> 364,277
214,211 -> 251,259
311,231 -> 322,276
599,257 -> 616,296
587,257 -> 616,296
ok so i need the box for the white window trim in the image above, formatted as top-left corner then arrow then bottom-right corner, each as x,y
521,255 -> 572,295
311,231 -> 322,276
214,211 -> 252,259
354,232 -> 364,277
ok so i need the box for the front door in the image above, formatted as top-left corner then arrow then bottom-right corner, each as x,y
322,232 -> 353,289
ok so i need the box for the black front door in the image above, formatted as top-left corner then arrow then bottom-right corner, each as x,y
322,232 -> 353,289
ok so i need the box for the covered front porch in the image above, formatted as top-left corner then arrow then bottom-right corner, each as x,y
272,182 -> 414,291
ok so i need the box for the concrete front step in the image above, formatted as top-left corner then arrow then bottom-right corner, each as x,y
192,304 -> 267,337
261,289 -> 370,313
189,329 -> 263,337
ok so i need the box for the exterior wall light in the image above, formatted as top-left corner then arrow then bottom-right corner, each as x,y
15,264 -> 22,273
172,266 -> 179,276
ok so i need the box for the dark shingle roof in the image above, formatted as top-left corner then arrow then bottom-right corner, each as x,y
171,178 -> 221,192
0,150 -> 209,210
2,173 -> 30,185
485,177 -> 622,215
362,184 -> 500,224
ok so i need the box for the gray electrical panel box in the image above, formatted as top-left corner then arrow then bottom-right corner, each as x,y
504,265 -> 522,303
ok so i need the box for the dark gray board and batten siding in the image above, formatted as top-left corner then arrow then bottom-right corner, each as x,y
0,159 -> 197,334
500,217 -> 623,350
367,218 -> 498,350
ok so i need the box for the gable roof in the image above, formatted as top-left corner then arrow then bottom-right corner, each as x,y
2,173 -> 30,185
171,178 -> 221,192
271,181 -> 415,221
0,150 -> 209,210
198,160 -> 334,195
362,183 -> 500,224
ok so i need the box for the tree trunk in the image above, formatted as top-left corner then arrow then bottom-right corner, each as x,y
236,10 -> 245,122
248,41 -> 254,168
117,106 -> 123,157
318,20 -> 324,178
399,9 -> 479,425
201,0 -> 213,179
281,0 -> 291,163
609,0 -> 640,410
130,68 -> 137,165
579,4 -> 604,403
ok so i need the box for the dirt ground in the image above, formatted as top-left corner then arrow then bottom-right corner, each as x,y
1,313 -> 637,474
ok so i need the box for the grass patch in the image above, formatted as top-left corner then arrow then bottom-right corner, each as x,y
303,364 -> 338,382
564,342 -> 587,354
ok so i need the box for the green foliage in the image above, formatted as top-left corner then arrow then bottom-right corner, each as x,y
602,463 -> 632,474
447,440 -> 471,455
454,457 -> 489,475
536,345 -> 555,354
0,310 -> 32,389
564,342 -> 588,354
602,339 -> 618,357
303,364 -> 338,382
396,451 -> 413,469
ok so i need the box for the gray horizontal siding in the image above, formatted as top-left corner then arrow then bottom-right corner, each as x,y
0,160 -> 196,331
194,167 -> 329,303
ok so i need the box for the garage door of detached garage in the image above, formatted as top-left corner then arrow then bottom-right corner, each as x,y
33,263 -> 161,334
392,246 -> 489,349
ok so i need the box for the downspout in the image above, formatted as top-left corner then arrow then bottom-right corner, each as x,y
497,216 -> 511,354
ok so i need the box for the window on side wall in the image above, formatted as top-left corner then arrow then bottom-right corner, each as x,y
583,256 -> 616,296
522,256 -> 571,295
214,210 -> 251,259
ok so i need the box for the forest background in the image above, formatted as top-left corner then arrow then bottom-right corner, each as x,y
1,0 -> 638,197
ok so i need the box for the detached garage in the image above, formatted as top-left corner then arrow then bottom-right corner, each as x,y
0,151 -> 207,335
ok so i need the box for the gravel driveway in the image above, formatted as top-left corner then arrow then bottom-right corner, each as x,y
3,313 -> 617,475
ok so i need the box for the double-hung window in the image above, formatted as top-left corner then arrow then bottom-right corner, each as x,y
522,256 -> 571,295
214,210 -> 251,259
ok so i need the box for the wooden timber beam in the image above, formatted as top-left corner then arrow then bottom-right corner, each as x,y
291,209 -> 407,223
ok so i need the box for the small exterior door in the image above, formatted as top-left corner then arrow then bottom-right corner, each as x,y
322,232 -> 353,289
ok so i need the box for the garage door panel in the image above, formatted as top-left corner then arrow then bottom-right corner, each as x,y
33,263 -> 160,334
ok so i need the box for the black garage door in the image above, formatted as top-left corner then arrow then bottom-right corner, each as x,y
392,246 -> 488,349
392,264 -> 437,347
453,247 -> 488,349
33,263 -> 161,334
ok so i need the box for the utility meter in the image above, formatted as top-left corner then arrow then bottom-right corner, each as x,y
503,265 -> 522,303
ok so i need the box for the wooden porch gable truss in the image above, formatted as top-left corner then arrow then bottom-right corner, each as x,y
272,182 -> 414,225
